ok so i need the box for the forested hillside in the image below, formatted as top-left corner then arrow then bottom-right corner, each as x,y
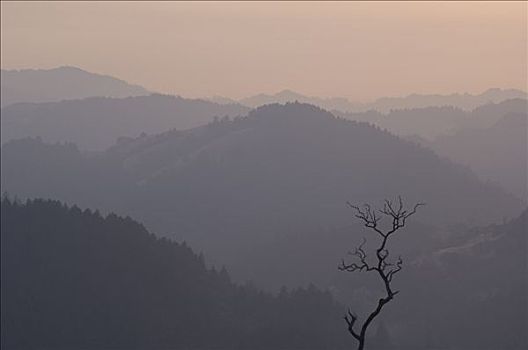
1,197 -> 351,349
1,94 -> 249,150
3,197 -> 525,349
2,103 -> 522,290
2,3 -> 526,350
429,112 -> 527,199
336,98 -> 527,139
391,209 -> 527,349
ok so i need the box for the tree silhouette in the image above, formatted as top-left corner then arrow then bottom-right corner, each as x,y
339,196 -> 424,350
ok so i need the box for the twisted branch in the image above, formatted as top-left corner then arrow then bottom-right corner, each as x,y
339,197 -> 423,350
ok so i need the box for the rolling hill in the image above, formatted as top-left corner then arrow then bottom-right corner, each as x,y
429,112 -> 527,199
336,98 -> 527,139
1,66 -> 150,107
1,197 -> 349,349
1,94 -> 250,150
2,102 -> 523,290
234,88 -> 527,113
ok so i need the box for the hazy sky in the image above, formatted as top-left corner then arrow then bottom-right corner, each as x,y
1,1 -> 526,101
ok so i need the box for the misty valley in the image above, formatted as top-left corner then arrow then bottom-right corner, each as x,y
1,66 -> 526,350
1,2 -> 527,350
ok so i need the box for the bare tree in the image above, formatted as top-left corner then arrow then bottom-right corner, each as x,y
338,196 -> 424,350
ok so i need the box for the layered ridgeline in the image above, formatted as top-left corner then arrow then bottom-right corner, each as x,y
1,197 -> 350,349
2,103 -> 523,289
427,112 -> 527,199
335,98 -> 527,140
1,94 -> 250,150
0,66 -> 150,107
350,99 -> 527,200
228,88 -> 527,113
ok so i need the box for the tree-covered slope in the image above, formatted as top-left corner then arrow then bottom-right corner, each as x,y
1,94 -> 250,150
336,98 -> 527,139
1,197 -> 350,350
430,112 -> 527,199
1,103 -> 523,289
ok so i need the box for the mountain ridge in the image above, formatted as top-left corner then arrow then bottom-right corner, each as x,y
213,88 -> 527,113
1,66 -> 150,107
2,102 -> 523,290
1,93 -> 250,150
1,196 -> 350,349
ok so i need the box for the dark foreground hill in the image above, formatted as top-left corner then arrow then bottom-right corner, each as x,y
1,94 -> 250,150
330,208 -> 527,349
0,197 -> 351,350
2,200 -> 525,350
0,66 -> 150,107
1,103 -> 523,289
395,209 -> 528,349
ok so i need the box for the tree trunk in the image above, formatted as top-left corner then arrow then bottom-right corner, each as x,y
357,337 -> 365,350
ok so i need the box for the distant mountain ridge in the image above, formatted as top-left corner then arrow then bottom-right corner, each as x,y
1,66 -> 150,107
3,66 -> 525,113
238,89 -> 355,112
427,111 -> 527,199
214,88 -> 527,114
364,88 -> 527,113
1,93 -> 250,150
336,98 -> 527,139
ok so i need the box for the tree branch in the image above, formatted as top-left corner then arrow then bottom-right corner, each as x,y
344,309 -> 361,340
339,197 -> 423,350
338,237 -> 378,273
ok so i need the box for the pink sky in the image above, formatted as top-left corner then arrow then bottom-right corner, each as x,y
1,1 -> 526,101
